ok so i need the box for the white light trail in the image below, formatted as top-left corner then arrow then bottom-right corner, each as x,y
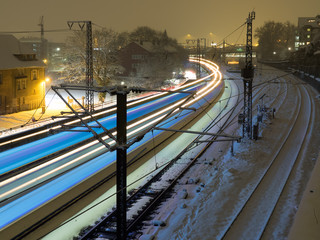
0,58 -> 223,200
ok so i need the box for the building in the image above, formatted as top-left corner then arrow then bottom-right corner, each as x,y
20,36 -> 48,61
119,41 -> 178,77
46,42 -> 65,73
20,37 -> 65,73
0,35 -> 46,114
296,15 -> 320,50
119,41 -> 155,76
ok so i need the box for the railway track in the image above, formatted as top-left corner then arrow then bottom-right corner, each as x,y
73,79 -> 241,239
260,83 -> 315,239
74,69 -> 290,240
221,80 -> 313,239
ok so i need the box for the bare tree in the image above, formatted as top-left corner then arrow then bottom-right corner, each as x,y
255,21 -> 296,60
62,28 -> 124,101
128,27 -> 188,87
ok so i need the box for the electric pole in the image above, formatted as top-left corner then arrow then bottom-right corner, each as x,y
200,38 -> 206,58
197,38 -> 201,78
186,39 -> 202,79
116,86 -> 128,240
67,21 -> 94,112
241,11 -> 255,138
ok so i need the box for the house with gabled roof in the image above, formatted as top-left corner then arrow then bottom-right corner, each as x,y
0,35 -> 46,114
118,41 -> 178,77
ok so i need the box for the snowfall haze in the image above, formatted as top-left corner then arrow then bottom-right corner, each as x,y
0,0 -> 319,43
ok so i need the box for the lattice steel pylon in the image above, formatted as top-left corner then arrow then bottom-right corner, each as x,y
241,11 -> 255,138
186,39 -> 202,79
67,21 -> 94,112
196,38 -> 201,78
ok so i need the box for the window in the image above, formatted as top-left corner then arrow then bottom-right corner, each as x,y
22,79 -> 27,89
307,28 -> 311,32
132,54 -> 145,60
307,35 -> 311,39
32,70 -> 38,80
132,63 -> 140,69
17,79 -> 21,90
308,19 -> 315,23
0,95 -> 2,106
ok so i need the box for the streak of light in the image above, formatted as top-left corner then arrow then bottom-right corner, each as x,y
0,58 -> 222,200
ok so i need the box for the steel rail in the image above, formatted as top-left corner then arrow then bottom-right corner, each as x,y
220,78 -> 311,239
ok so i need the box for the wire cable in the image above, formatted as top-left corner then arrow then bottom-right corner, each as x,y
217,22 -> 246,46
0,29 -> 69,34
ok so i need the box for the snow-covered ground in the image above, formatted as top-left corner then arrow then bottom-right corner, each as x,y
137,66 -> 320,240
3,65 -> 319,240
42,73 -> 231,240
0,87 -> 152,136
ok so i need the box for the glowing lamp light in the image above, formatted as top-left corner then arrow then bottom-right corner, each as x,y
184,70 -> 197,80
228,61 -> 239,65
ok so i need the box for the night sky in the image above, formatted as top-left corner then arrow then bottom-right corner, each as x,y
0,0 -> 319,44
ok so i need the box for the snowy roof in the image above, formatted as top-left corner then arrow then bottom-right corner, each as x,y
0,34 -> 46,70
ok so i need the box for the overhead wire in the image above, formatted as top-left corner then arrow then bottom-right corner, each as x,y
217,21 -> 246,46
40,158 -> 173,238
0,29 -> 69,34
19,87 -> 51,128
21,65 -> 295,238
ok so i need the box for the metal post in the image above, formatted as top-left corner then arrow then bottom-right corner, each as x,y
197,39 -> 201,79
116,87 -> 127,240
231,140 -> 234,156
241,11 -> 255,139
67,21 -> 94,112
86,21 -> 94,113
223,40 -> 225,63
